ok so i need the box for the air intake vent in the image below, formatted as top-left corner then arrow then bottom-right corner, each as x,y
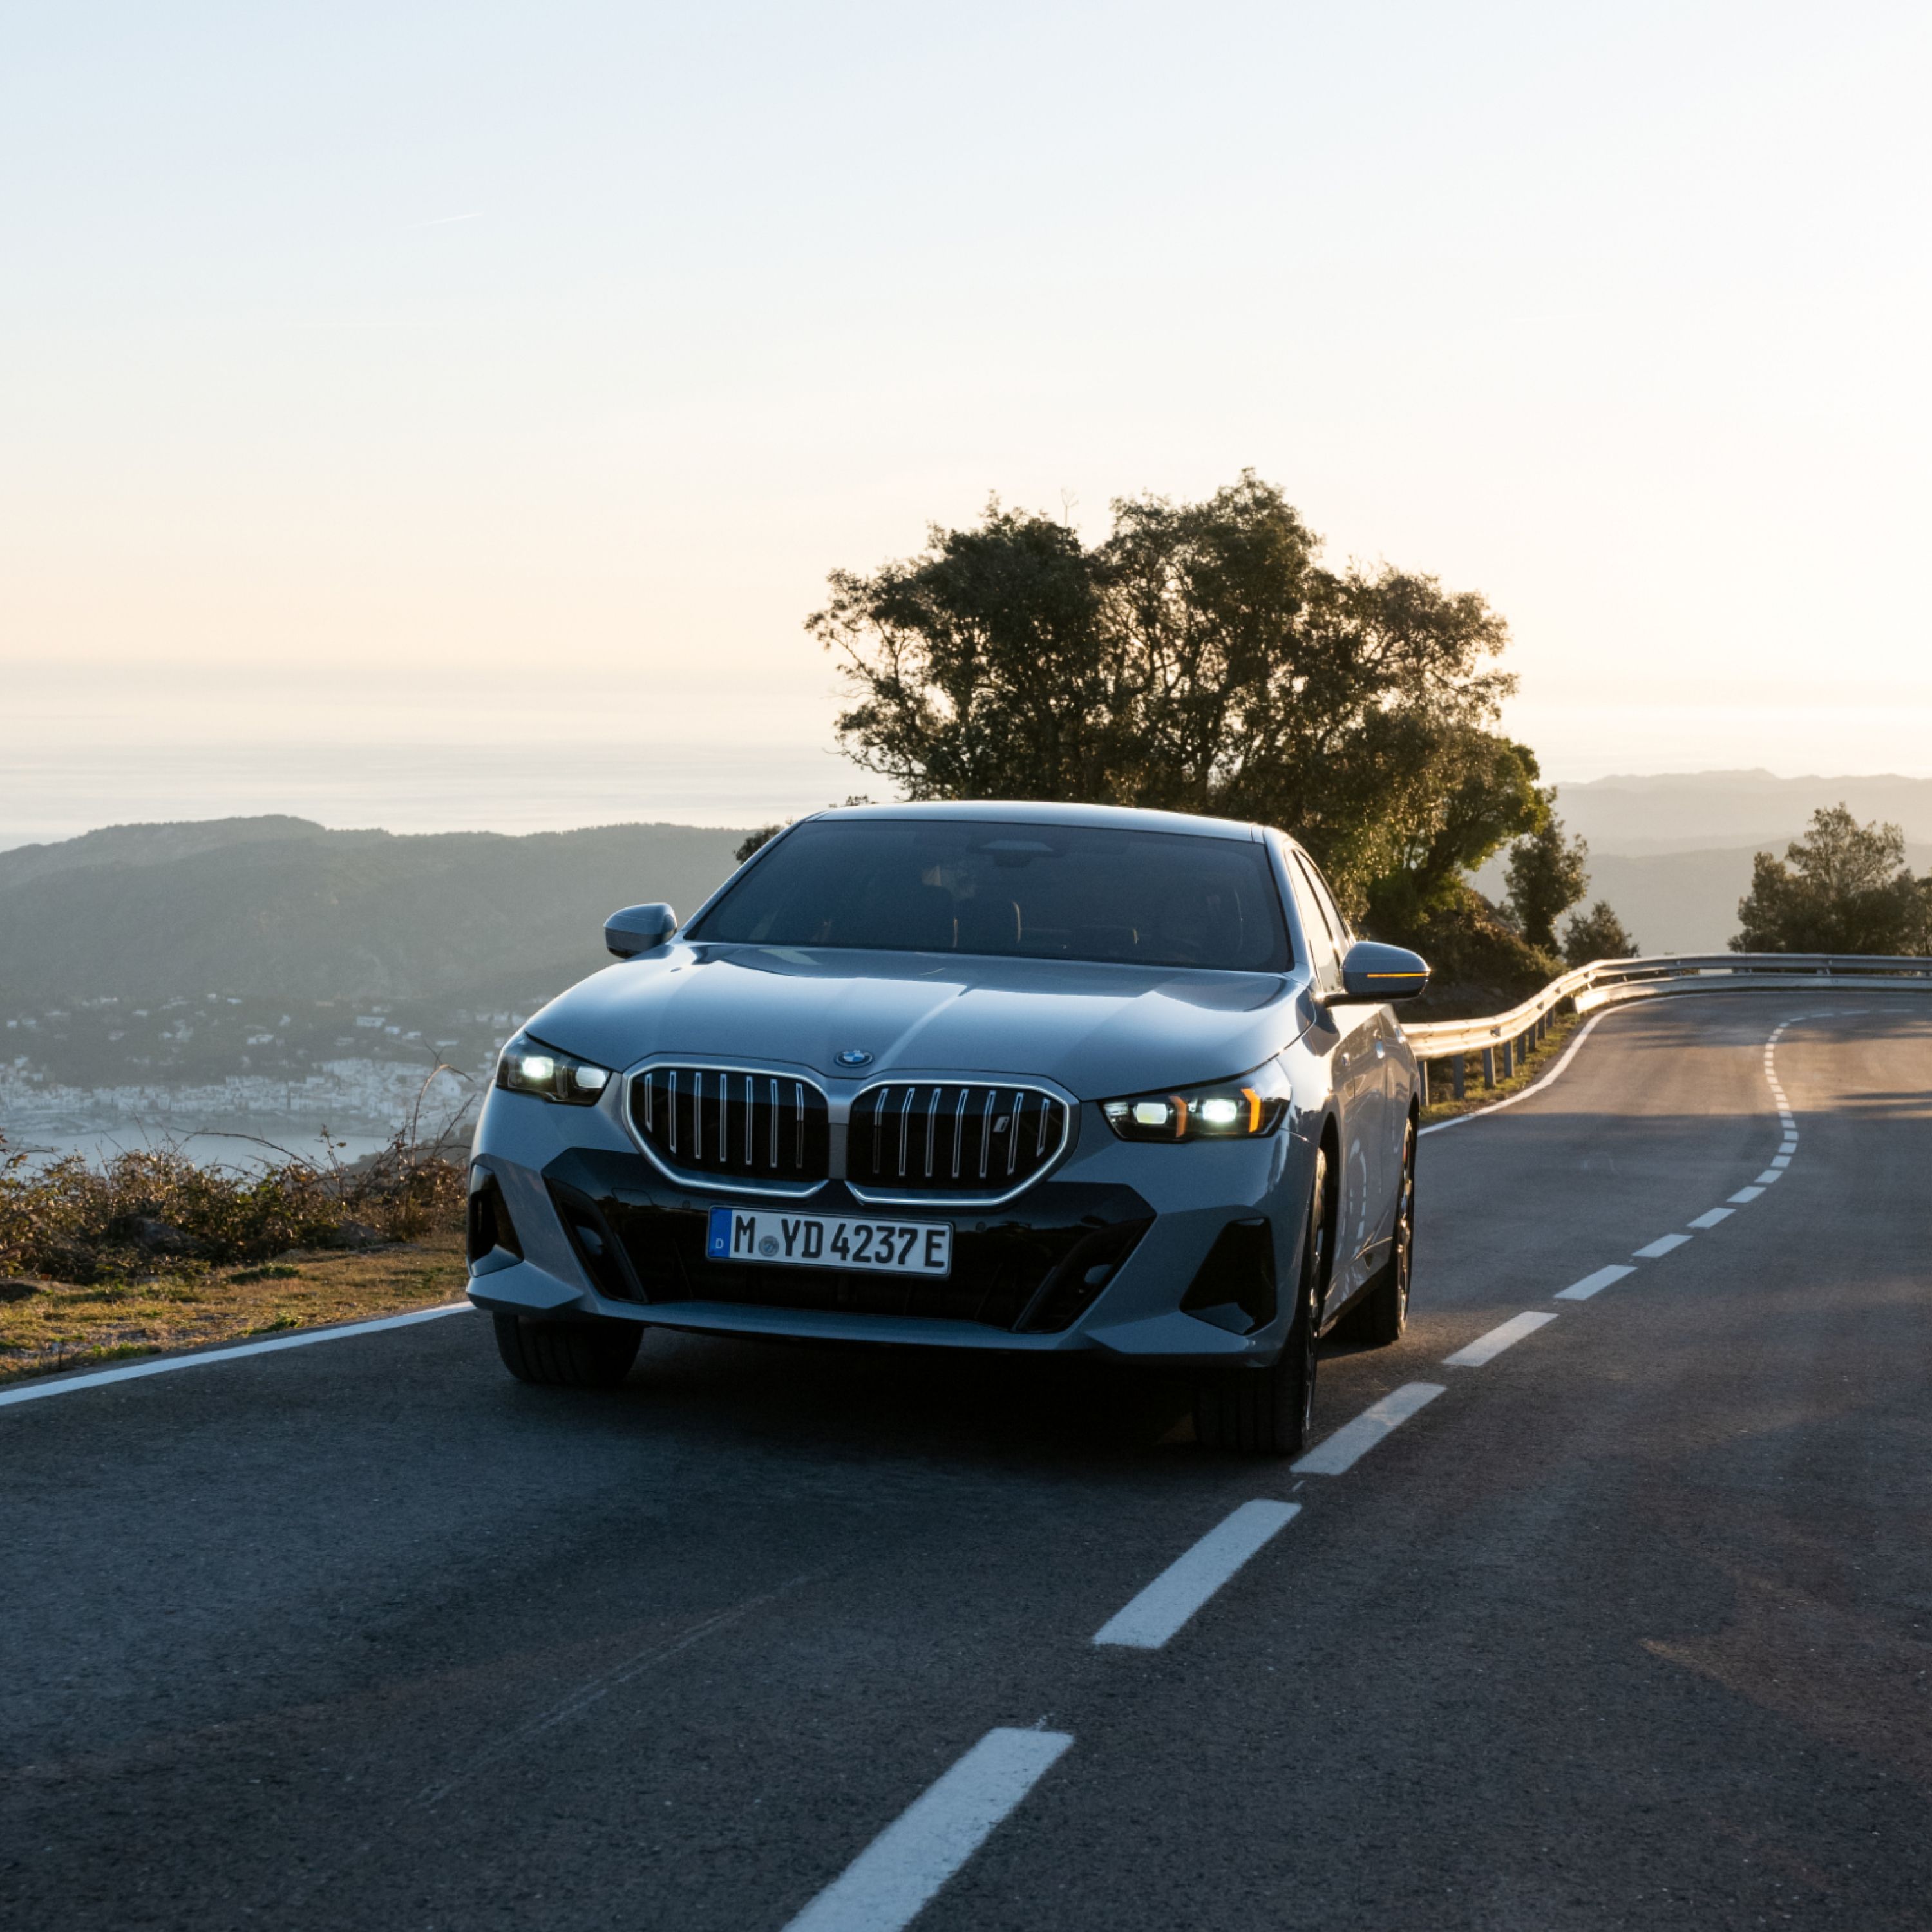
629,1067 -> 830,1184
848,1083 -> 1069,1196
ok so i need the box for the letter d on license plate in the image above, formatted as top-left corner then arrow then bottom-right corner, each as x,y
706,1207 -> 952,1276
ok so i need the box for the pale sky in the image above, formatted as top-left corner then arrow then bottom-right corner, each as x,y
4,1 -> 1929,844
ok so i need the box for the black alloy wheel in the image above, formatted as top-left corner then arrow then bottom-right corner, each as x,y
1345,1115 -> 1414,1346
1193,1148 -> 1330,1456
492,1311 -> 643,1389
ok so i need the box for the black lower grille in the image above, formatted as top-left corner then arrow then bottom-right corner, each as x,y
547,1180 -> 639,1302
568,1175 -> 1152,1334
630,1066 -> 829,1184
849,1083 -> 1068,1194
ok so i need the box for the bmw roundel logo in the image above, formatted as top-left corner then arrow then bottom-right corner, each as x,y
836,1048 -> 873,1067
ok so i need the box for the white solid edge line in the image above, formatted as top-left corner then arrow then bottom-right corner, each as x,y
1293,1381 -> 1446,1476
1555,1264 -> 1635,1302
782,1727 -> 1074,1932
1093,1499 -> 1300,1649
1728,1186 -> 1765,1204
1442,1310 -> 1558,1368
1417,1010 -> 1607,1136
0,1302 -> 477,1410
1632,1233 -> 1693,1259
1687,1208 -> 1734,1229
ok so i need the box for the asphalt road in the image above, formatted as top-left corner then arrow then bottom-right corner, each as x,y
5,993 -> 1930,1931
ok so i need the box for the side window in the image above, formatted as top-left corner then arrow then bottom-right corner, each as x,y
1287,852 -> 1341,990
1302,858 -> 1354,951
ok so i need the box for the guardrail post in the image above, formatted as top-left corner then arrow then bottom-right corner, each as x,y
1452,1055 -> 1466,1099
1481,1047 -> 1495,1088
1500,1039 -> 1514,1079
1417,1062 -> 1430,1108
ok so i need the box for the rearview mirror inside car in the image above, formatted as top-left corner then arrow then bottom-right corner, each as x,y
1334,940 -> 1430,1003
604,902 -> 678,958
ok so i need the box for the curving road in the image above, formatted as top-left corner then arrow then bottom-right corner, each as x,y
4,994 -> 1930,1931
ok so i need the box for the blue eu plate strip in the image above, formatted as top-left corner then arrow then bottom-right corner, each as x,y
706,1208 -> 733,1259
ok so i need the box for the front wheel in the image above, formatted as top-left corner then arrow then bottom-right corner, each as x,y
1193,1150 -> 1329,1456
492,1311 -> 642,1389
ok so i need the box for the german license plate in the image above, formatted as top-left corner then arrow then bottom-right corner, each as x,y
706,1206 -> 952,1276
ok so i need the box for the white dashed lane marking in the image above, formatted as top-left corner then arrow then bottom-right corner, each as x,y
1293,1383 -> 1446,1475
1730,1186 -> 1765,1204
1633,1233 -> 1693,1259
1092,1501 -> 1301,1649
1555,1264 -> 1635,1302
1754,1169 -> 1784,1186
1442,1311 -> 1558,1367
782,1728 -> 1074,1932
1687,1208 -> 1734,1229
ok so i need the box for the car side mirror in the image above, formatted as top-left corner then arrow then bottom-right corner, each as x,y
1334,940 -> 1430,1003
604,902 -> 678,958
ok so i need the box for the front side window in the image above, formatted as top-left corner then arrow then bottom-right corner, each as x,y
1287,852 -> 1341,990
690,819 -> 1294,972
1300,854 -> 1354,949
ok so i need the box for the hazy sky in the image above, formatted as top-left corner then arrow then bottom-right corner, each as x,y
4,1 -> 1929,843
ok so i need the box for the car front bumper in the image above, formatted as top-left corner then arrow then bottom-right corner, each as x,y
466,1086 -> 1319,1368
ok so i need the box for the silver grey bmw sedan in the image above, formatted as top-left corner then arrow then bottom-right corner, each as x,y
466,802 -> 1429,1454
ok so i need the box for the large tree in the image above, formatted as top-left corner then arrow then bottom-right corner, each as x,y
1732,806 -> 1932,954
812,473 -> 1539,925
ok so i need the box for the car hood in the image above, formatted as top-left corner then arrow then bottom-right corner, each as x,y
524,944 -> 1311,1097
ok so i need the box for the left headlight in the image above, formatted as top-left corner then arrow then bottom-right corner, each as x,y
1102,1061 -> 1291,1142
496,1032 -> 612,1106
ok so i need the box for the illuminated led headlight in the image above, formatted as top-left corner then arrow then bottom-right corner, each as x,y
496,1032 -> 612,1106
1102,1061 -> 1291,1142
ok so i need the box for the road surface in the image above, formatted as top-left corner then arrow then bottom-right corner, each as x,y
4,994 -> 1929,1930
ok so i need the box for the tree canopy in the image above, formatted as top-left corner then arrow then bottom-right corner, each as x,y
812,473 -> 1545,936
1562,900 -> 1638,966
1505,804 -> 1591,952
1732,806 -> 1932,954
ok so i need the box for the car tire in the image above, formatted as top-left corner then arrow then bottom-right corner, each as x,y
492,1311 -> 642,1389
1345,1116 -> 1414,1347
1193,1149 -> 1329,1456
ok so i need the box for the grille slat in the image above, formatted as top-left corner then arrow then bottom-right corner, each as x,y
631,1066 -> 830,1184
849,1082 -> 1068,1197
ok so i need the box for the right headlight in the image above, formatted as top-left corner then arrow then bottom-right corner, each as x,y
1101,1060 -> 1291,1142
495,1032 -> 612,1106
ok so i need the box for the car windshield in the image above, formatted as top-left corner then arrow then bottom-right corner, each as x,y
690,819 -> 1293,972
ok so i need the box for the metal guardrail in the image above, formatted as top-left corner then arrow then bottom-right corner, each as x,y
1401,952 -> 1932,1105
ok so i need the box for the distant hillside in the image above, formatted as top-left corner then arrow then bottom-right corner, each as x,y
0,817 -> 750,1009
1554,770 -> 1932,855
0,815 -> 333,892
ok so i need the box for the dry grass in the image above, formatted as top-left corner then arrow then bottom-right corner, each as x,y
0,1229 -> 468,1384
1418,1008 -> 1587,1127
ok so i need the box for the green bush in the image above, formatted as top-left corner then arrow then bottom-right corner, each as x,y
0,1128 -> 466,1284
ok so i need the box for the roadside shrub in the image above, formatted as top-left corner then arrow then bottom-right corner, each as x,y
0,1124 -> 466,1284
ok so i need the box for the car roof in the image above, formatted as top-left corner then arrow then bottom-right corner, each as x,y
797,800 -> 1267,843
